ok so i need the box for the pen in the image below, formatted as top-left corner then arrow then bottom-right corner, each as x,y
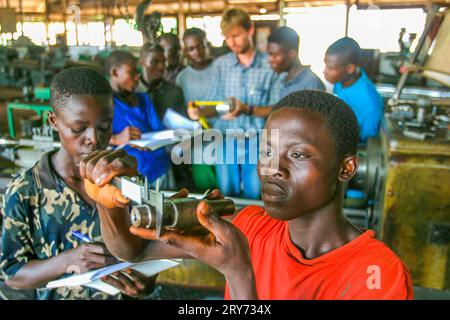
71,231 -> 92,243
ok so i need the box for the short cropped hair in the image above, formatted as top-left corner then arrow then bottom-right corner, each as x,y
268,26 -> 299,52
160,33 -> 181,51
50,67 -> 112,113
183,27 -> 207,41
104,50 -> 137,75
326,37 -> 361,66
140,43 -> 165,59
221,8 -> 252,32
273,90 -> 359,160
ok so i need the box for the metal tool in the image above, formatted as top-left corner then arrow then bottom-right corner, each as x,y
188,100 -> 235,129
190,100 -> 234,114
109,177 -> 235,238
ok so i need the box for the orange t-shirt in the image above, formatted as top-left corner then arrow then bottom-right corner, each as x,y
224,206 -> 413,300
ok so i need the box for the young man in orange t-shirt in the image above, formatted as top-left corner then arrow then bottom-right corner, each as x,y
80,90 -> 413,300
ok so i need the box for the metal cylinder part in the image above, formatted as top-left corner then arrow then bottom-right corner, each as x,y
130,198 -> 235,229
130,205 -> 153,229
417,106 -> 426,124
214,103 -> 233,114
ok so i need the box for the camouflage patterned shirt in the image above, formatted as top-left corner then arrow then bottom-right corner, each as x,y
0,151 -> 121,300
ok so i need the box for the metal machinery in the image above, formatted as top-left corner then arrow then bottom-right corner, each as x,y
356,7 -> 450,291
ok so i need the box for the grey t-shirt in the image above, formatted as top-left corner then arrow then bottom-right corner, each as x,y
278,66 -> 325,99
175,64 -> 214,105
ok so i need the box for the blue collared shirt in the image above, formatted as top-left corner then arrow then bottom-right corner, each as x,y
112,93 -> 170,182
204,51 -> 279,132
334,70 -> 383,142
278,66 -> 325,99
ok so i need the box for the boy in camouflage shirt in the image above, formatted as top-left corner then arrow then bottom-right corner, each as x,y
0,67 -> 156,300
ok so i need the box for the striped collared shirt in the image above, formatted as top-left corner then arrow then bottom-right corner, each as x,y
204,50 -> 279,132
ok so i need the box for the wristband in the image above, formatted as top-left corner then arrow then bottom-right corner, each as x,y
247,105 -> 254,115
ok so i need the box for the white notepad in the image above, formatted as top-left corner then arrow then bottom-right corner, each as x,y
46,259 -> 181,295
127,130 -> 179,151
162,108 -> 201,131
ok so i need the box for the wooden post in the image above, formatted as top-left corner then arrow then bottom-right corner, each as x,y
278,0 -> 286,27
178,0 -> 186,37
61,0 -> 68,45
45,0 -> 50,45
345,0 -> 351,37
19,0 -> 24,35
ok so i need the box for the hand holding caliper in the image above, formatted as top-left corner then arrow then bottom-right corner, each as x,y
80,149 -> 235,238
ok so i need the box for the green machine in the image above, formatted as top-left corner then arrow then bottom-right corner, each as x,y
378,115 -> 449,290
360,7 -> 450,291
7,101 -> 51,138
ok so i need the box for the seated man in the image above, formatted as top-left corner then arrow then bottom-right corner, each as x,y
137,43 -> 186,120
105,50 -> 172,188
324,37 -> 383,143
0,67 -> 156,300
80,90 -> 413,300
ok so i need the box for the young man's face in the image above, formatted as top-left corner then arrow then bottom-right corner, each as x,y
111,60 -> 139,93
267,42 -> 294,74
159,38 -> 179,67
184,35 -> 207,64
324,54 -> 351,84
141,51 -> 166,82
258,108 -> 343,220
224,26 -> 253,55
49,94 -> 113,164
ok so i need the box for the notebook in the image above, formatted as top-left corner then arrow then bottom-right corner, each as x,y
119,109 -> 202,151
127,130 -> 179,150
46,259 -> 181,295
162,108 -> 201,131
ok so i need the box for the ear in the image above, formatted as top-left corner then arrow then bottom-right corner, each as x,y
111,67 -> 119,78
287,49 -> 297,59
338,155 -> 358,182
346,63 -> 357,75
48,111 -> 58,131
248,26 -> 255,38
183,45 -> 188,55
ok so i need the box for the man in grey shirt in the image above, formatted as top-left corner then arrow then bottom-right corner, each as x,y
269,27 -> 325,98
224,26 -> 324,119
175,28 -> 216,193
176,28 -> 214,106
